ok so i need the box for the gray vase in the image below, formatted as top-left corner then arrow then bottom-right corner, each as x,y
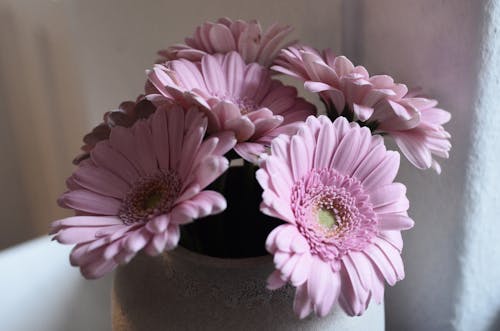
112,246 -> 385,331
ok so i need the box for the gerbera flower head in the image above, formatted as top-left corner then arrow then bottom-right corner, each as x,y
147,51 -> 315,162
73,96 -> 156,164
52,105 -> 236,279
273,45 -> 451,173
256,115 -> 414,318
158,17 -> 294,67
273,45 -> 408,121
376,97 -> 452,173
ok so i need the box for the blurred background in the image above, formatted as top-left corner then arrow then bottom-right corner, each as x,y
0,0 -> 499,330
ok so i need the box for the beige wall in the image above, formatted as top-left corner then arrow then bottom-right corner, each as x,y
0,0 -> 343,248
0,1 -> 87,247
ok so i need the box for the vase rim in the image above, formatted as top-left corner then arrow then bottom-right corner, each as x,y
167,245 -> 273,269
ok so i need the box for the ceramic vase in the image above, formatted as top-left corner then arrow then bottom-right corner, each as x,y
112,246 -> 385,331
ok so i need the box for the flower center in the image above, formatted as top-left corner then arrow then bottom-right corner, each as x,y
291,168 -> 378,262
119,171 -> 181,225
216,94 -> 258,115
236,97 -> 258,115
317,208 -> 337,230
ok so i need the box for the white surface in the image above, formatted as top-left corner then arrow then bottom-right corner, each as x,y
453,1 -> 500,330
0,237 -> 112,331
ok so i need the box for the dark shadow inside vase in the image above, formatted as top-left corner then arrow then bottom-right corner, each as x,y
179,158 -> 283,258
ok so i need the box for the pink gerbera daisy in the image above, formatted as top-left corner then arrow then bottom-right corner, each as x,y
256,115 -> 414,318
376,97 -> 452,173
273,45 -> 451,172
73,96 -> 156,165
51,105 -> 236,278
158,17 -> 294,67
273,45 -> 409,121
147,51 -> 315,162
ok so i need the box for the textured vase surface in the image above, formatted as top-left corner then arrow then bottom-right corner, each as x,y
112,246 -> 385,331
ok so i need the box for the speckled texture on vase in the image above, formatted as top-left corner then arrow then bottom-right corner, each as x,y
112,246 -> 385,331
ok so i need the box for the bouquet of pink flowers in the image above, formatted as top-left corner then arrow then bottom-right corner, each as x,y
50,18 -> 451,318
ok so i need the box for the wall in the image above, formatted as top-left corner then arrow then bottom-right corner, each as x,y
0,1 -> 498,330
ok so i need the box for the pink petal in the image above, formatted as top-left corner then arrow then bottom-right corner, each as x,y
353,103 -> 374,122
80,258 -> 118,279
274,251 -> 292,270
352,144 -> 386,181
347,252 -> 373,291
171,60 -> 206,90
72,165 -> 129,200
201,54 -> 226,95
233,142 -> 266,162
393,133 -> 432,170
307,256 -> 333,306
146,214 -> 170,233
280,254 -> 301,281
242,63 -> 266,100
149,232 -> 169,254
341,255 -> 370,315
267,270 -> 287,290
165,224 -> 181,250
177,126 -> 205,181
374,196 -> 410,214
272,224 -> 296,250
224,116 -> 255,141
333,56 -> 355,76
330,127 -> 361,174
166,106 -> 185,170
151,107 -> 171,170
60,190 -> 121,215
51,216 -> 122,229
364,242 -> 400,286
261,190 -> 295,222
371,269 -> 385,304
212,101 -> 241,123
109,127 -> 146,177
374,237 -> 405,281
91,142 -> 140,184
369,183 -> 407,208
377,213 -> 414,231
193,156 -> 229,190
293,284 -> 314,319
304,81 -> 332,93
378,230 -> 403,252
257,24 -> 293,66
210,131 -> 237,156
252,116 -> 283,139
55,226 -> 101,244
290,134 -> 309,181
103,240 -> 124,260
69,243 -> 98,266
290,253 -> 313,287
238,24 -> 260,63
317,271 -> 341,317
222,51 -> 244,96
361,151 -> 400,190
313,120 -> 336,169
133,121 -> 157,174
124,228 -> 150,253
265,225 -> 282,253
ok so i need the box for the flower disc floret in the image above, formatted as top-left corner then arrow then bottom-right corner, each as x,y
291,169 -> 377,261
